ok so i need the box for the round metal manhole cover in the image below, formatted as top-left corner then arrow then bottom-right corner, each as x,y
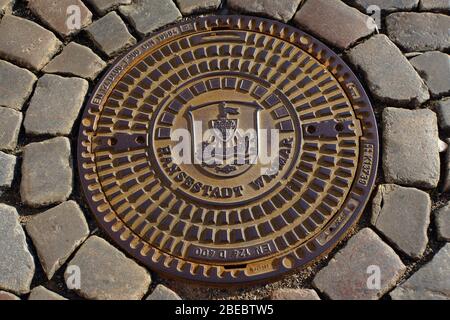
78,15 -> 379,285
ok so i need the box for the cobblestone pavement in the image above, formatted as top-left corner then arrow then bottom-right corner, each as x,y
0,0 -> 449,300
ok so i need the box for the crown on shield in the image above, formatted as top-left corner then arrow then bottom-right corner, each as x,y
211,102 -> 239,141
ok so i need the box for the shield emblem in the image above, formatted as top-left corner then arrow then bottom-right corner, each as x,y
186,101 -> 262,178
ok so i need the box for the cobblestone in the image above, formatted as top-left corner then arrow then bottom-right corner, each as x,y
26,201 -> 89,279
146,285 -> 182,300
313,228 -> 406,300
435,98 -> 450,135
229,0 -> 301,23
0,60 -> 37,111
382,108 -> 440,188
0,107 -> 22,151
28,286 -> 67,300
346,35 -> 429,107
86,11 -> 136,57
0,15 -> 61,71
419,0 -> 450,12
436,204 -> 450,241
390,244 -> 450,299
43,42 -> 106,81
0,291 -> 20,300
386,12 -> 450,52
65,236 -> 151,300
344,0 -> 419,12
119,0 -> 182,37
0,151 -> 16,189
270,288 -> 320,300
28,0 -> 92,38
24,74 -> 89,136
20,137 -> 72,207
0,204 -> 35,295
372,184 -> 431,259
294,0 -> 374,50
176,0 -> 221,15
410,51 -> 450,98
86,0 -> 132,15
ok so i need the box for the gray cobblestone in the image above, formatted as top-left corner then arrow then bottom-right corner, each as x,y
436,204 -> 450,241
176,0 -> 222,15
0,60 -> 37,111
410,51 -> 450,98
21,137 -> 73,207
435,98 -> 450,136
386,12 -> 450,52
390,244 -> 450,299
0,15 -> 62,71
270,288 -> 320,300
313,228 -> 406,300
119,0 -> 182,37
86,0 -> 132,15
65,236 -> 151,300
346,35 -> 429,107
344,0 -> 419,12
146,285 -> 181,300
372,184 -> 431,259
382,108 -> 440,188
43,42 -> 106,81
24,74 -> 89,136
419,0 -> 450,12
0,204 -> 35,295
86,11 -> 136,57
229,0 -> 301,22
294,0 -> 375,49
28,0 -> 92,37
0,151 -> 16,189
0,107 -> 22,151
26,201 -> 90,279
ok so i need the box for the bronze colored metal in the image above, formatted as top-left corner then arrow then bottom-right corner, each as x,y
78,15 -> 379,285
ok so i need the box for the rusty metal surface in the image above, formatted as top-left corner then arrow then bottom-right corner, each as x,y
77,15 -> 379,285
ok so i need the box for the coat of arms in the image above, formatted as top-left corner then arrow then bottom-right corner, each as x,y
187,101 -> 262,178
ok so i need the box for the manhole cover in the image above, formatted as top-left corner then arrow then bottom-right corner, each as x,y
78,15 -> 379,285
